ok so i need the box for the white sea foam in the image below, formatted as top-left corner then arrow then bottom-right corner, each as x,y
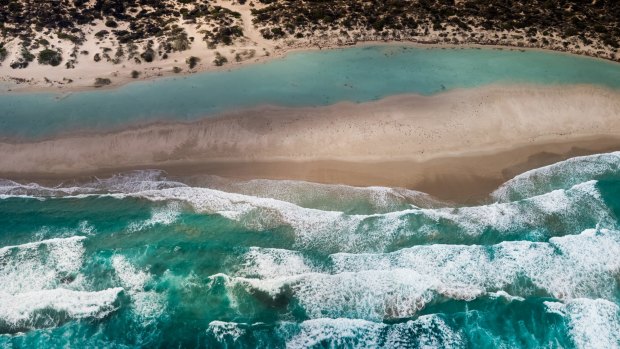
207,315 -> 463,348
239,269 -> 442,321
235,247 -> 316,279
0,287 -> 123,331
0,170 -> 186,198
127,201 -> 182,232
201,177 -> 440,213
544,298 -> 620,349
0,171 -> 613,253
78,220 -> 96,236
493,151 -> 620,202
0,179 -> 94,197
111,255 -> 165,322
89,170 -> 187,193
332,228 -> 620,301
487,291 -> 525,302
222,228 -> 620,320
421,180 -> 609,237
0,172 -> 437,214
207,320 -> 249,343
112,255 -> 150,291
281,318 -> 389,348
117,179 -> 612,252
382,315 -> 464,349
0,236 -> 115,332
0,236 -> 86,294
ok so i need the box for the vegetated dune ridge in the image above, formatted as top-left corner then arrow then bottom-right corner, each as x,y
0,0 -> 619,92
1,84 -> 619,202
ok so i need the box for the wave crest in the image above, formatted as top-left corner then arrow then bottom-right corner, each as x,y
0,288 -> 122,334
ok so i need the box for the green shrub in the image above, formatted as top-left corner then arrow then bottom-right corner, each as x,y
95,30 -> 109,39
105,19 -> 118,28
140,48 -> 155,62
94,77 -> 112,87
21,48 -> 35,62
213,52 -> 227,66
260,27 -> 286,39
57,32 -> 81,44
0,45 -> 7,62
131,70 -> 140,78
10,61 -> 28,69
186,56 -> 200,69
37,49 -> 63,66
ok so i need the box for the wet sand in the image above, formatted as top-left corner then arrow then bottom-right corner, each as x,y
1,84 -> 620,203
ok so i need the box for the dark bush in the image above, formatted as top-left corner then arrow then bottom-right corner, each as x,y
37,49 -> 63,66
94,77 -> 111,87
21,49 -> 35,62
0,45 -> 7,62
105,20 -> 118,28
213,52 -> 227,66
57,32 -> 81,44
11,61 -> 29,69
95,30 -> 109,39
140,48 -> 155,62
186,56 -> 200,69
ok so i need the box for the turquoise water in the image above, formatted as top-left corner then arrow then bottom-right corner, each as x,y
1,152 -> 620,348
2,45 -> 620,139
1,46 -> 620,347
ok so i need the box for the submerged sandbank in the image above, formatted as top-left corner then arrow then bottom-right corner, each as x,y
1,84 -> 619,202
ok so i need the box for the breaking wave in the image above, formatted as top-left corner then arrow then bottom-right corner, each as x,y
0,288 -> 123,334
212,228 -> 620,321
493,151 -> 620,202
112,179 -> 614,252
2,151 -> 620,347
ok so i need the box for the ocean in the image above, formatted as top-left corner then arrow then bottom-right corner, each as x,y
0,152 -> 619,347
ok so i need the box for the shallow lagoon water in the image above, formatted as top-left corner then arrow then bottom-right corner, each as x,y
2,45 -> 620,139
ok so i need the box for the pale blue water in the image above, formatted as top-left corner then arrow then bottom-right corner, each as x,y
1,45 -> 620,139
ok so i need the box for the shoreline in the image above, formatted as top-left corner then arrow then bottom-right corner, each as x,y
1,84 -> 619,203
2,137 -> 619,204
2,41 -> 620,95
0,81 -> 605,144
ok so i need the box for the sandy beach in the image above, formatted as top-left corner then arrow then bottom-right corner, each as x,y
1,84 -> 619,202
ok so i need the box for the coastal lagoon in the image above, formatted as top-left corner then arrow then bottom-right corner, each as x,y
1,46 -> 620,348
2,45 -> 620,139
